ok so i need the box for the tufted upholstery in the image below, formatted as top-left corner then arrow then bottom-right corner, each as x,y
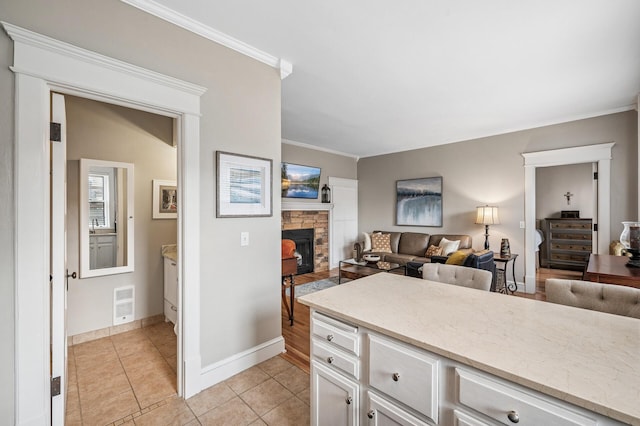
422,263 -> 493,291
545,279 -> 640,319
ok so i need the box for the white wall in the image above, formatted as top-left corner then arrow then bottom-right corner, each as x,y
65,95 -> 176,336
536,163 -> 594,220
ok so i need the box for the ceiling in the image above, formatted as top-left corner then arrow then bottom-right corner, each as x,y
127,0 -> 640,158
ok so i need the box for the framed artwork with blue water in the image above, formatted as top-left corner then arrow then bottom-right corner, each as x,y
396,177 -> 443,227
216,151 -> 273,217
281,162 -> 321,199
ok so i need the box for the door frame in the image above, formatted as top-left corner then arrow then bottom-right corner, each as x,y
4,22 -> 206,424
522,142 -> 614,293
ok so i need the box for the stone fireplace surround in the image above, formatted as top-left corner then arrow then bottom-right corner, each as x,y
281,206 -> 329,273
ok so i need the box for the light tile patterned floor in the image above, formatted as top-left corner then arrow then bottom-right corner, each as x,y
65,321 -> 310,425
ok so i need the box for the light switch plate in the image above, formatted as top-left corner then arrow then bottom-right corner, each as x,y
240,232 -> 249,246
519,221 -> 525,229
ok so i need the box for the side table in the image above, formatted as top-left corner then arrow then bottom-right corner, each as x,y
494,254 -> 518,294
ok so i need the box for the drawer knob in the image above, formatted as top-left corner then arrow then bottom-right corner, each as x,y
327,356 -> 334,364
507,410 -> 520,423
327,334 -> 334,342
345,396 -> 352,405
392,372 -> 400,382
367,410 -> 375,419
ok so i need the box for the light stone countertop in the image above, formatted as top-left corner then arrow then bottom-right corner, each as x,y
161,244 -> 177,262
298,273 -> 640,425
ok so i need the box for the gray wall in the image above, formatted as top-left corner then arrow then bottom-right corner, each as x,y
536,163 -> 594,220
0,0 -> 282,417
358,111 -> 638,283
65,95 -> 176,336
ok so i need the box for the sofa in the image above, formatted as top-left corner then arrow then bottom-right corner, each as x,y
546,279 -> 640,319
361,230 -> 473,265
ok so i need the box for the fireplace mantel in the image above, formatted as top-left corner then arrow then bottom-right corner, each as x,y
281,201 -> 333,211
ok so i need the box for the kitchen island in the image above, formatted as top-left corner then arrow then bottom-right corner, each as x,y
298,273 -> 640,425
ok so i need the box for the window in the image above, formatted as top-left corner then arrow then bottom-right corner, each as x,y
88,169 -> 114,229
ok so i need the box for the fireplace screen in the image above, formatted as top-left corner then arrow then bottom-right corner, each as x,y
282,228 -> 315,274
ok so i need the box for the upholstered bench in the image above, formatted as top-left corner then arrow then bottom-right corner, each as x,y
546,279 -> 640,319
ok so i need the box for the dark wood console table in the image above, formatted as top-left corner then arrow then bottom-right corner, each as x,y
584,254 -> 640,289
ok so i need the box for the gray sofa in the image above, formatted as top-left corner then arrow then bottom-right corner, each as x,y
546,279 -> 640,319
362,231 -> 472,265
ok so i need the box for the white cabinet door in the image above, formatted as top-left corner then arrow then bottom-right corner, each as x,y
329,177 -> 358,268
312,361 -> 359,426
164,257 -> 178,324
95,235 -> 116,269
366,391 -> 431,426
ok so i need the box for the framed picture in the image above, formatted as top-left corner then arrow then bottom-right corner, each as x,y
396,177 -> 443,227
216,151 -> 273,217
152,179 -> 177,219
281,162 -> 321,199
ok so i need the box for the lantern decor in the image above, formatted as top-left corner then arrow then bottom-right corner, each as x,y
620,221 -> 640,267
321,184 -> 331,203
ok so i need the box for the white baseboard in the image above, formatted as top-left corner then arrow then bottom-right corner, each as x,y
199,336 -> 285,391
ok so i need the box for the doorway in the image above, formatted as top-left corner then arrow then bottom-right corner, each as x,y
63,95 -> 179,423
522,143 -> 614,294
7,22 -> 205,425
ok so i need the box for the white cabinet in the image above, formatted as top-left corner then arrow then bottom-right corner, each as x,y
309,309 -> 625,426
366,391 -> 431,426
368,334 -> 438,423
455,368 -> 598,426
312,361 -> 359,426
163,256 -> 177,324
89,234 -> 117,269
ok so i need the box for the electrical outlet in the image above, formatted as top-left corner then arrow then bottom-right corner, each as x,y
519,221 -> 525,229
240,232 -> 249,246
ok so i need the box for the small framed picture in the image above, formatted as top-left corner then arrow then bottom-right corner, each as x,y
216,151 -> 273,217
153,179 -> 177,219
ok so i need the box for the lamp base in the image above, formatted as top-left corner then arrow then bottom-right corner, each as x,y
483,225 -> 490,250
624,248 -> 640,268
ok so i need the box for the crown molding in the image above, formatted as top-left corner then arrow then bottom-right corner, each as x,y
120,0 -> 293,79
282,138 -> 360,160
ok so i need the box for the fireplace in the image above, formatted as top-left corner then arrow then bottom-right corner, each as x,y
282,228 -> 315,274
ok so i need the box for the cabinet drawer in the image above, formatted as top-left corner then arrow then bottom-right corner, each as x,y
366,391 -> 430,426
453,409 -> 491,426
312,312 -> 359,356
456,368 -> 597,426
312,339 -> 359,379
369,334 -> 438,422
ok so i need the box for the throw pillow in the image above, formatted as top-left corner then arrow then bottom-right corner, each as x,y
438,237 -> 460,256
445,250 -> 468,265
371,233 -> 392,253
425,245 -> 443,257
362,232 -> 372,251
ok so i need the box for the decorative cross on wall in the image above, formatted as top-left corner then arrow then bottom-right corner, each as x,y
564,191 -> 574,205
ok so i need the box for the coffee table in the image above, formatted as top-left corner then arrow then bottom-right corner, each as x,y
339,258 -> 406,284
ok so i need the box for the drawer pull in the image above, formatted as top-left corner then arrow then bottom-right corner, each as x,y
345,396 -> 352,405
170,305 -> 177,311
327,356 -> 334,364
392,372 -> 400,382
326,334 -> 334,341
507,410 -> 520,423
367,410 -> 375,419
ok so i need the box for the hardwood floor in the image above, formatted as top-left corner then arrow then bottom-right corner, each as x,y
280,266 -> 583,372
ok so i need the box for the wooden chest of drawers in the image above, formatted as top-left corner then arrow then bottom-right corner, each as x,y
543,218 -> 593,270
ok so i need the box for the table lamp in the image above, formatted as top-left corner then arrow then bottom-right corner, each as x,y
475,205 -> 500,250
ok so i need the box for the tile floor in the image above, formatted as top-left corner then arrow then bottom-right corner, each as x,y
66,321 -> 310,425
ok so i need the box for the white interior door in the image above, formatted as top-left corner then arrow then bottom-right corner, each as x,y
329,177 -> 358,268
51,92 -> 68,425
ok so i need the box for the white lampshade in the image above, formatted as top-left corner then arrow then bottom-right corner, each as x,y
475,205 -> 500,225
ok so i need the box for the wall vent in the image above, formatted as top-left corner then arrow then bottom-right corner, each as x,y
113,285 -> 135,325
